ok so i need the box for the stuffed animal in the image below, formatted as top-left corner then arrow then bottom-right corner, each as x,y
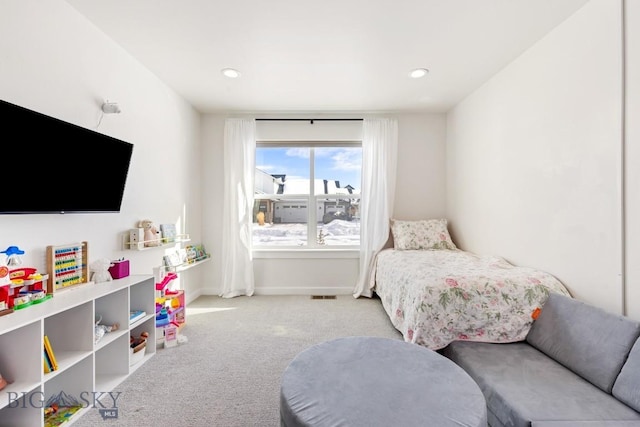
138,219 -> 160,247
90,258 -> 113,283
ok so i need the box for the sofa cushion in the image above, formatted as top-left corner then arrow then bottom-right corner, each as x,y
532,422 -> 640,426
526,292 -> 640,393
613,338 -> 640,412
442,341 -> 640,427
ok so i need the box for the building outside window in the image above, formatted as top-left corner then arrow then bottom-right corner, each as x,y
253,143 -> 362,248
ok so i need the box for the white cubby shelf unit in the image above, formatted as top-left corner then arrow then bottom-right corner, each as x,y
0,275 -> 155,427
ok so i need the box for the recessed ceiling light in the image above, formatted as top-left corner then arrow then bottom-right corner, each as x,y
221,68 -> 241,78
409,68 -> 429,79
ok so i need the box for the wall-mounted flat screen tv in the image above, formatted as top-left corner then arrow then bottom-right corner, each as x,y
0,99 -> 134,214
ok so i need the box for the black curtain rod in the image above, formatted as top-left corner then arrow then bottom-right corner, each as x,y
256,118 -> 363,124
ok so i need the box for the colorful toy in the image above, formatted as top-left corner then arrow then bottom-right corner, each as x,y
44,402 -> 58,416
155,272 -> 177,292
163,323 -> 179,348
154,272 -> 182,330
0,254 -> 10,314
1,246 -> 24,267
155,308 -> 170,327
8,268 -> 50,309
0,246 -> 51,311
46,242 -> 88,294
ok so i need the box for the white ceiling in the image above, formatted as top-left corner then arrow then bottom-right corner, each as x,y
66,0 -> 589,114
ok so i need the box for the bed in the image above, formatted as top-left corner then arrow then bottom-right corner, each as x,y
372,219 -> 571,350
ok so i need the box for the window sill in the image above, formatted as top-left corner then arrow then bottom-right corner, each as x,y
252,248 -> 360,259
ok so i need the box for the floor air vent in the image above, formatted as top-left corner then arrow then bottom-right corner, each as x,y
311,295 -> 337,300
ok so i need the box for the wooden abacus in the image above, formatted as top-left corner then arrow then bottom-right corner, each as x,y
46,241 -> 89,294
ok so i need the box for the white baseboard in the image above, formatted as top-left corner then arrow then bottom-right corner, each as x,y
254,286 -> 354,296
197,286 -> 355,297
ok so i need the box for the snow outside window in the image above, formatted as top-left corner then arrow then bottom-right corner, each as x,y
253,143 -> 362,249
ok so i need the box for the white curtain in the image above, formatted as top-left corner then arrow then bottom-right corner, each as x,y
220,118 -> 256,298
353,118 -> 398,298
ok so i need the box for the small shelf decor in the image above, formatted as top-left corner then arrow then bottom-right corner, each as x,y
185,244 -> 209,263
46,241 -> 89,294
123,231 -> 190,251
161,244 -> 210,272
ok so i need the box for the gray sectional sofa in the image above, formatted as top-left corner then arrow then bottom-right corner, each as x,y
442,292 -> 640,427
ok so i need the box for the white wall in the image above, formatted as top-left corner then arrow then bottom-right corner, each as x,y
0,0 -> 203,301
8,0 -> 622,308
446,0 -> 627,315
625,0 -> 640,319
200,113 -> 446,295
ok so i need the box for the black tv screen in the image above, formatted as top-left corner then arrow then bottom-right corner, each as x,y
0,99 -> 134,214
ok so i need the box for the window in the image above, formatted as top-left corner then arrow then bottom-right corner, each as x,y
253,142 -> 362,248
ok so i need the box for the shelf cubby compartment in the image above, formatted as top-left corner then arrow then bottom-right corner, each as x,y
94,288 -> 128,350
43,355 -> 93,426
129,277 -> 155,321
95,333 -> 130,392
0,386 -> 43,427
129,277 -> 156,372
43,301 -> 93,377
94,325 -> 128,352
129,316 -> 155,373
0,320 -> 42,411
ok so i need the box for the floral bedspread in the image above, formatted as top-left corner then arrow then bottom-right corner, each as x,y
374,249 -> 571,350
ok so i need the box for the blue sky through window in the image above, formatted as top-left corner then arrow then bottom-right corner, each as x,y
256,146 -> 362,190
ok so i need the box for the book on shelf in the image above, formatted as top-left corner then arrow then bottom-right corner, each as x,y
130,310 -> 146,324
43,349 -> 52,373
43,335 -> 58,371
185,244 -> 209,262
185,245 -> 197,263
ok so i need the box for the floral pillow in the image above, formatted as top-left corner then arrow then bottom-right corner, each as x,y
390,218 -> 457,250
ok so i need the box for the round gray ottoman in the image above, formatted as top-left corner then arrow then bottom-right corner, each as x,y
280,336 -> 487,427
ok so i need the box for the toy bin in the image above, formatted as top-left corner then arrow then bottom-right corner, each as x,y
129,337 -> 147,366
108,260 -> 130,279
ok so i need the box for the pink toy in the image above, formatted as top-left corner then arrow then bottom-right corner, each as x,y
155,272 -> 177,291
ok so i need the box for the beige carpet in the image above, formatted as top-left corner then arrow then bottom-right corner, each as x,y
73,294 -> 402,427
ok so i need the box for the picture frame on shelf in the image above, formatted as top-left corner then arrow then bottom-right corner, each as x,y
160,224 -> 177,243
163,251 -> 181,268
178,248 -> 188,264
